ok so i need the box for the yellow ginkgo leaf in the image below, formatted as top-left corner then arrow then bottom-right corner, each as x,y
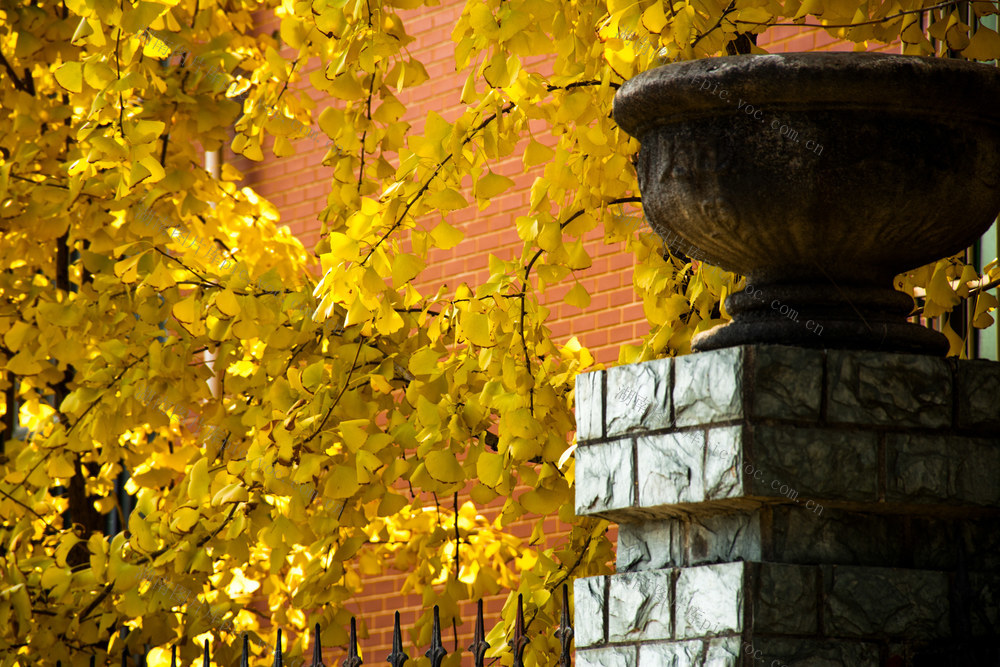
474,173 -> 515,200
6,351 -> 44,375
564,283 -> 591,308
54,62 -> 84,93
425,450 -> 465,483
216,289 -> 241,318
172,295 -> 200,323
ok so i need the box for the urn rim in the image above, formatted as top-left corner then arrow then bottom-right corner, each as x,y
613,52 -> 1000,141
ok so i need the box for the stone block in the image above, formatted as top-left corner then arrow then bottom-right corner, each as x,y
576,370 -> 604,442
753,638 -> 881,667
826,350 -> 951,428
885,433 -> 1000,506
638,638 -> 740,666
607,358 -> 672,436
967,573 -> 1000,638
755,563 -> 819,635
749,345 -> 824,420
674,347 -> 744,426
704,426 -> 742,500
769,506 -> 896,566
749,425 -> 878,503
608,570 -> 673,642
824,565 -> 950,638
638,432 -> 705,506
688,513 -> 761,566
574,576 -> 606,647
956,358 -> 1000,433
576,439 -> 635,515
618,520 -> 684,571
577,646 -> 637,667
675,563 -> 745,639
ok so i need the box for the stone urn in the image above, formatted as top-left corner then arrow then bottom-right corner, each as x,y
613,52 -> 1000,355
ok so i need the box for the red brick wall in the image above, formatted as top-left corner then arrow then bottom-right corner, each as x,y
231,9 -> 889,663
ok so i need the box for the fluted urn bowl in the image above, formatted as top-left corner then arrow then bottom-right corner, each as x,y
613,53 -> 1000,355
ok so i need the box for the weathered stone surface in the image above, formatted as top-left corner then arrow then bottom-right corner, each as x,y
576,440 -> 635,515
911,516 -> 1000,572
756,563 -> 819,634
637,638 -> 740,666
674,347 -> 743,426
688,513 -> 761,566
608,570 -> 673,642
885,433 -> 1000,506
824,566 -> 950,638
770,507 -> 896,566
618,520 -> 684,572
575,576 -> 606,647
576,370 -> 605,442
750,346 -> 824,420
607,358 -> 672,437
968,573 -> 1000,638
826,350 -> 951,428
750,425 -> 878,503
577,646 -> 637,667
638,432 -> 705,506
754,638 -> 881,667
675,563 -> 744,639
704,426 -> 742,500
956,358 -> 1000,432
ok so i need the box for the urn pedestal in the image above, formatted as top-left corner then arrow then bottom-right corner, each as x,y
573,53 -> 1000,667
612,53 -> 1000,355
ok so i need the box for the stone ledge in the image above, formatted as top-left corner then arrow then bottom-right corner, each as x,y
576,424 -> 999,519
577,563 -> 997,653
617,509 -> 1000,573
574,346 -> 1000,446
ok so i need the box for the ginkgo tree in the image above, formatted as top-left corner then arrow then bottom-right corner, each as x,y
2,0 -> 999,662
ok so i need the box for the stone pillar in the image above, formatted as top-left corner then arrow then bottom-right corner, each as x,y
573,345 -> 1000,666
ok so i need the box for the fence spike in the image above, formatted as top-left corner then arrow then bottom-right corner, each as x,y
468,599 -> 490,667
90,656 -> 96,667
171,645 -> 177,667
510,594 -> 529,667
242,633 -> 250,667
424,605 -> 446,667
121,625 -> 130,667
342,617 -> 363,667
386,611 -> 408,667
274,628 -> 283,667
203,639 -> 210,667
311,622 -> 326,667
555,584 -> 573,667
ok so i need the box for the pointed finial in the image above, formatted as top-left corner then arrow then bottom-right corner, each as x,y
424,606 -> 446,667
342,617 -> 363,667
468,599 -> 490,667
90,656 -> 96,667
555,584 -> 574,667
203,639 -> 210,667
241,633 -> 250,667
274,628 -> 283,667
171,645 -> 177,667
311,622 -> 326,667
121,625 -> 130,667
510,594 -> 529,667
386,611 -> 408,667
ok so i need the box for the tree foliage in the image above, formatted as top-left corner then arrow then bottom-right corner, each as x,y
1,0 -> 998,662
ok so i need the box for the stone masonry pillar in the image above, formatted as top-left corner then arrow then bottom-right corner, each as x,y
573,345 -> 1000,666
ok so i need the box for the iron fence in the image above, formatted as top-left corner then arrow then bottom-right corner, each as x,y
49,586 -> 573,667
